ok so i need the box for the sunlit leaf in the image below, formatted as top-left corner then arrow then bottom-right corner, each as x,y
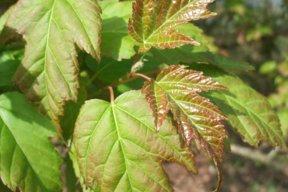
142,65 -> 228,190
128,0 -> 216,51
74,90 -> 196,191
0,0 -> 102,134
0,92 -> 62,192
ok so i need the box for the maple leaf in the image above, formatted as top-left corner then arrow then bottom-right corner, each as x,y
128,0 -> 216,52
142,65 -> 228,190
0,0 -> 102,134
73,90 -> 196,191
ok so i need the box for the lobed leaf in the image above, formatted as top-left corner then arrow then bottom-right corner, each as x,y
128,0 -> 216,52
0,92 -> 62,192
0,0 -> 102,134
142,65 -> 228,190
196,65 -> 287,148
74,90 -> 196,191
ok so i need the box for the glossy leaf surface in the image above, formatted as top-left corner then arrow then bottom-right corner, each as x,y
128,0 -> 216,51
74,90 -> 196,191
197,65 -> 287,148
142,65 -> 228,190
0,0 -> 102,133
0,92 -> 62,192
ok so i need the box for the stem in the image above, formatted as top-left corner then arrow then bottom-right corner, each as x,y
130,73 -> 151,81
130,49 -> 141,72
108,86 -> 114,104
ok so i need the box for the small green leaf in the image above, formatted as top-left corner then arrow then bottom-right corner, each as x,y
100,0 -> 136,60
142,65 -> 228,190
196,65 -> 286,148
74,90 -> 196,191
0,92 -> 62,192
0,0 -> 102,134
128,0 -> 216,51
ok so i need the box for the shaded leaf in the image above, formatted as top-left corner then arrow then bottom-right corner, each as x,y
128,0 -> 216,51
0,92 -> 62,192
0,45 -> 23,87
150,24 -> 254,74
142,65 -> 228,190
60,78 -> 87,141
0,0 -> 102,134
86,55 -> 132,84
195,65 -> 287,148
74,90 -> 196,191
100,0 -> 136,60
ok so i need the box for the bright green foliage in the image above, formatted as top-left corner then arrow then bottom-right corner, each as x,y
0,92 -> 62,192
128,0 -> 216,51
73,91 -> 196,192
0,0 -> 286,191
142,65 -> 228,190
0,0 -> 102,134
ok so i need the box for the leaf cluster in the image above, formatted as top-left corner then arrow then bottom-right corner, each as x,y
0,0 -> 286,192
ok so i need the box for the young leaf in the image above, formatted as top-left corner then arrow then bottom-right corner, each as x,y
142,65 -> 228,190
74,90 -> 196,191
0,92 -> 62,192
0,0 -> 102,133
128,0 -> 216,52
196,65 -> 287,148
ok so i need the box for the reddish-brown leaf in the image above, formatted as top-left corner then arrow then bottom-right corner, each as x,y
142,65 -> 228,190
128,0 -> 216,51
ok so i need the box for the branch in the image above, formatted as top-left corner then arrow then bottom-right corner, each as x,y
231,144 -> 288,176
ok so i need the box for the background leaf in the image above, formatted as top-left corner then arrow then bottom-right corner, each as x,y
0,0 -> 102,134
0,92 -> 62,192
100,0 -> 136,60
192,65 -> 286,148
150,24 -> 254,74
74,90 -> 196,191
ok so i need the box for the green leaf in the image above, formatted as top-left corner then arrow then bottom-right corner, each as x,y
100,0 -> 136,60
68,145 -> 101,192
150,24 -> 254,74
86,55 -> 132,84
128,0 -> 216,51
0,0 -> 102,134
60,78 -> 87,141
0,45 -> 23,87
142,65 -> 228,190
195,65 -> 287,148
74,90 -> 196,191
0,92 -> 62,192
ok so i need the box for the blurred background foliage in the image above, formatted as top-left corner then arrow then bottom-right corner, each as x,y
194,0 -> 288,191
